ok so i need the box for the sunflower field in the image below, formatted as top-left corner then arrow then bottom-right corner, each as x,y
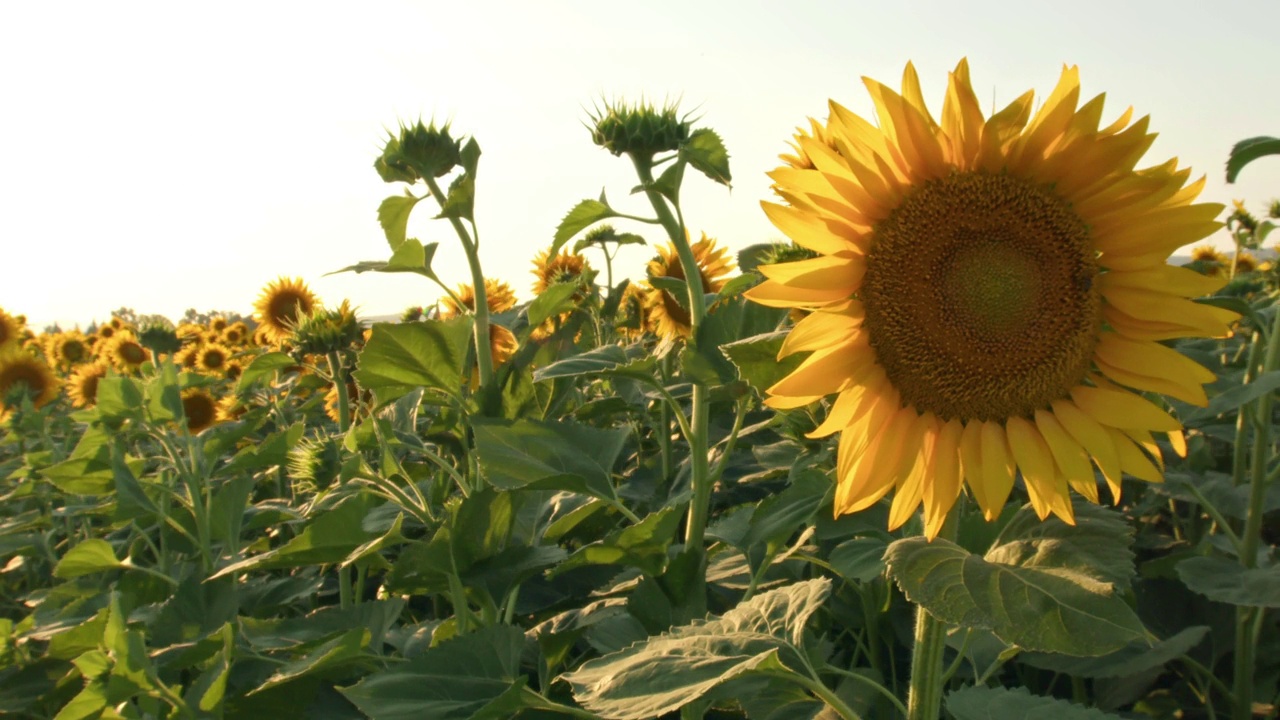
2,62 -> 1280,720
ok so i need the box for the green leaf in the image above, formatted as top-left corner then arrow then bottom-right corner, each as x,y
553,507 -> 682,578
472,419 -> 628,502
828,536 -> 890,583
721,331 -> 804,398
460,137 -> 481,176
94,375 -> 145,426
650,158 -> 685,201
341,623 -> 530,720
533,343 -> 654,382
235,351 -> 296,393
353,318 -> 472,403
1020,625 -> 1209,679
682,128 -> 732,187
1180,370 -> 1280,426
436,173 -> 475,221
146,359 -> 183,423
527,282 -> 582,329
563,579 -> 830,719
378,194 -> 421,250
741,470 -> 830,552
573,231 -> 646,254
552,195 -> 618,257
1257,220 -> 1276,245
208,492 -> 381,579
946,685 -> 1125,720
42,426 -> 114,495
1176,556 -> 1280,607
252,628 -> 370,694
54,539 -> 125,578
1226,135 -> 1280,183
985,501 -> 1135,590
884,537 -> 1148,656
385,238 -> 440,278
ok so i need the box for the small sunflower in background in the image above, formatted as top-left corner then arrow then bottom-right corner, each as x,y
67,361 -> 109,408
208,316 -> 229,333
0,349 -> 60,415
50,332 -> 91,369
642,233 -> 735,340
0,309 -> 23,352
1187,245 -> 1230,277
180,387 -> 220,434
1235,252 -> 1259,274
439,278 -> 517,318
747,60 -> 1234,538
614,282 -> 650,340
104,332 -> 150,374
254,277 -> 319,345
531,249 -> 594,295
222,321 -> 250,346
196,343 -> 233,375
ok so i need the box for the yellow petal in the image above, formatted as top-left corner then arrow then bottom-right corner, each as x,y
923,418 -> 965,539
977,420 -> 1017,520
761,201 -> 862,256
743,279 -> 850,309
1070,386 -> 1182,432
1007,417 -> 1075,523
887,412 -> 938,531
940,58 -> 984,169
759,253 -> 865,293
1051,399 -> 1123,503
1108,427 -> 1164,484
767,345 -> 874,398
779,307 -> 865,358
837,406 -> 916,515
1098,264 -> 1226,298
1035,410 -> 1099,505
959,419 -> 987,512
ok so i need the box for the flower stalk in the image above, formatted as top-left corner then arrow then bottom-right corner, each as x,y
906,511 -> 958,720
425,175 -> 494,389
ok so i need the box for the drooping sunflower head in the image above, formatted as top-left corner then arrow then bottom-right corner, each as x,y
531,248 -> 595,296
137,319 -> 182,356
0,349 -> 60,413
104,332 -> 150,374
254,276 -> 319,345
67,361 -> 109,409
642,233 -> 735,340
439,279 -> 517,319
746,60 -> 1235,538
180,387 -> 220,434
0,309 -> 22,353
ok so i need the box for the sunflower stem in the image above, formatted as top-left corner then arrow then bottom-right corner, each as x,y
1231,330 -> 1263,488
425,175 -> 494,390
1231,295 -> 1280,720
630,154 -> 714,555
906,511 -> 958,720
326,352 -> 351,435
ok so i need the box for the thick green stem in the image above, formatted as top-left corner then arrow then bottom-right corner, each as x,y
906,514 -> 958,720
630,155 -> 712,551
327,352 -> 351,434
1232,294 -> 1280,720
425,176 -> 493,389
1232,331 -> 1263,487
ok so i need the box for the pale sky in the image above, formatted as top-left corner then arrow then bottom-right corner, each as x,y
3,1 -> 1279,329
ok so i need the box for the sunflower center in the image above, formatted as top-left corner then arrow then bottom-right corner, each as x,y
861,172 -> 1099,422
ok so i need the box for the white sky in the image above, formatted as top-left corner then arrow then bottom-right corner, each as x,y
3,0 -> 1279,328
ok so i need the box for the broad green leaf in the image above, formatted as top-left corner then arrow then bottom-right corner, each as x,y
341,623 -> 530,720
682,128 -> 732,187
224,421 -> 305,473
460,137 -> 481,176
1176,556 -> 1280,607
722,331 -> 804,398
885,537 -> 1148,656
553,507 -> 682,578
378,193 -> 421,250
235,351 -> 296,393
1180,370 -> 1280,426
741,470 -> 829,552
695,296 -> 788,384
52,678 -> 110,720
472,419 -> 628,502
552,195 -> 618,257
828,536 -> 890,583
94,375 -> 145,426
42,427 -> 114,495
1020,625 -> 1209,679
1257,220 -> 1276,245
573,230 -> 646,254
985,501 -> 1135,590
252,628 -> 370,694
145,359 -> 182,423
353,318 -> 472,403
1226,135 -> 1280,183
533,343 -> 654,382
563,579 -> 830,719
208,492 -> 381,579
54,539 -> 125,578
946,685 -> 1124,720
182,624 -> 233,712
649,158 -> 685,201
385,238 -> 440,277
527,281 -> 582,329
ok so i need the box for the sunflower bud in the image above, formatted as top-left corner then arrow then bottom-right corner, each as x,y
1269,200 -> 1280,220
288,435 -> 344,493
138,319 -> 182,355
289,301 -> 363,356
375,120 -> 462,183
589,100 -> 691,159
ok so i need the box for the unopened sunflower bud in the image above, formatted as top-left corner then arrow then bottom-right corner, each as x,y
375,120 -> 462,183
589,101 -> 691,159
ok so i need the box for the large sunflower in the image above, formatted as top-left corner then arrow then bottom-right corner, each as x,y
254,276 -> 319,345
642,233 -> 735,340
0,349 -> 60,413
745,60 -> 1234,538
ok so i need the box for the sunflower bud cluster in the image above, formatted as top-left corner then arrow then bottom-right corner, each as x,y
589,101 -> 690,158
375,120 -> 462,183
288,435 -> 345,493
288,301 -> 363,357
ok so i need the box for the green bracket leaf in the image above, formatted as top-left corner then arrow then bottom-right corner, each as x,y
1176,555 -> 1280,607
378,193 -> 422,250
946,686 -> 1125,720
353,318 -> 473,404
681,128 -> 732,187
552,192 -> 618,257
54,539 -> 126,578
526,282 -> 582,329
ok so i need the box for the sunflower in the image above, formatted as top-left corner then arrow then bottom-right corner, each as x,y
531,249 -> 594,295
180,388 -> 220,433
439,279 -> 517,318
614,282 -> 650,340
0,349 -> 60,413
641,233 -> 735,340
104,332 -> 150,374
215,394 -> 248,423
51,332 -> 91,368
208,316 -> 229,333
1234,252 -> 1258,274
67,361 -> 109,408
0,309 -> 21,353
222,321 -> 249,346
254,276 -> 319,345
196,343 -> 232,374
745,60 -> 1234,538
